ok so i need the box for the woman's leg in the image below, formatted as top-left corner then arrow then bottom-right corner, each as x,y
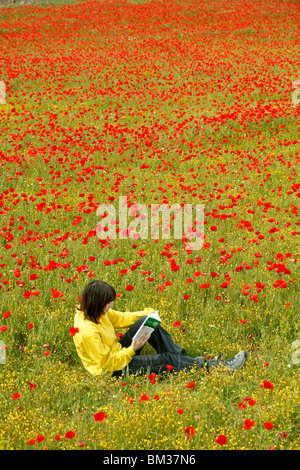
112,351 -> 206,378
113,317 -> 246,377
112,316 -> 207,377
112,351 -> 246,378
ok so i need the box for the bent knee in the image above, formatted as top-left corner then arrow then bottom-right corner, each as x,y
136,315 -> 147,325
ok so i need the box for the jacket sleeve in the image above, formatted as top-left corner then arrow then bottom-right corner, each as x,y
107,307 -> 156,329
80,334 -> 136,373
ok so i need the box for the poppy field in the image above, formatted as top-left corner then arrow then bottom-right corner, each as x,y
0,0 -> 299,451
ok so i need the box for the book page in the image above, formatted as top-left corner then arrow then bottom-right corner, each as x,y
132,310 -> 161,341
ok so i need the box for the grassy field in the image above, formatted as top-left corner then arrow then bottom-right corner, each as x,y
0,0 -> 299,451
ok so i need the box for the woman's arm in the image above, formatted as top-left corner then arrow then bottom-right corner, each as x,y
107,307 -> 155,328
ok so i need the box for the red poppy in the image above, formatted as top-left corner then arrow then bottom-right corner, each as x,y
184,425 -> 195,440
69,327 -> 79,336
51,288 -> 64,298
220,281 -> 230,288
248,399 -> 257,406
216,434 -> 227,445
199,282 -> 210,288
12,393 -> 20,400
23,290 -> 41,299
277,432 -> 287,439
261,380 -> 274,390
125,285 -> 134,291
244,419 -> 255,430
31,290 -> 41,297
23,291 -> 32,299
156,284 -> 165,292
65,430 -> 76,439
250,294 -> 259,302
176,408 -> 184,414
28,382 -> 36,390
263,421 -> 274,430
273,279 -> 287,288
148,373 -> 157,384
94,411 -> 107,422
185,382 -> 196,389
138,392 -> 150,402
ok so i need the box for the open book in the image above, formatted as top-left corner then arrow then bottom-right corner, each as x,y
132,310 -> 161,341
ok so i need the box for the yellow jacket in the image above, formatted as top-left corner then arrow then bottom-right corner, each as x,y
73,305 -> 155,377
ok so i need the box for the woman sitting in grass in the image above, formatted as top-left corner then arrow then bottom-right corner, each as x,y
73,280 -> 247,379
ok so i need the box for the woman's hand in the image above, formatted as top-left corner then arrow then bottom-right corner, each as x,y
131,332 -> 151,352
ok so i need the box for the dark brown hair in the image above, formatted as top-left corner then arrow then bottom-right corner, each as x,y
79,280 -> 116,324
